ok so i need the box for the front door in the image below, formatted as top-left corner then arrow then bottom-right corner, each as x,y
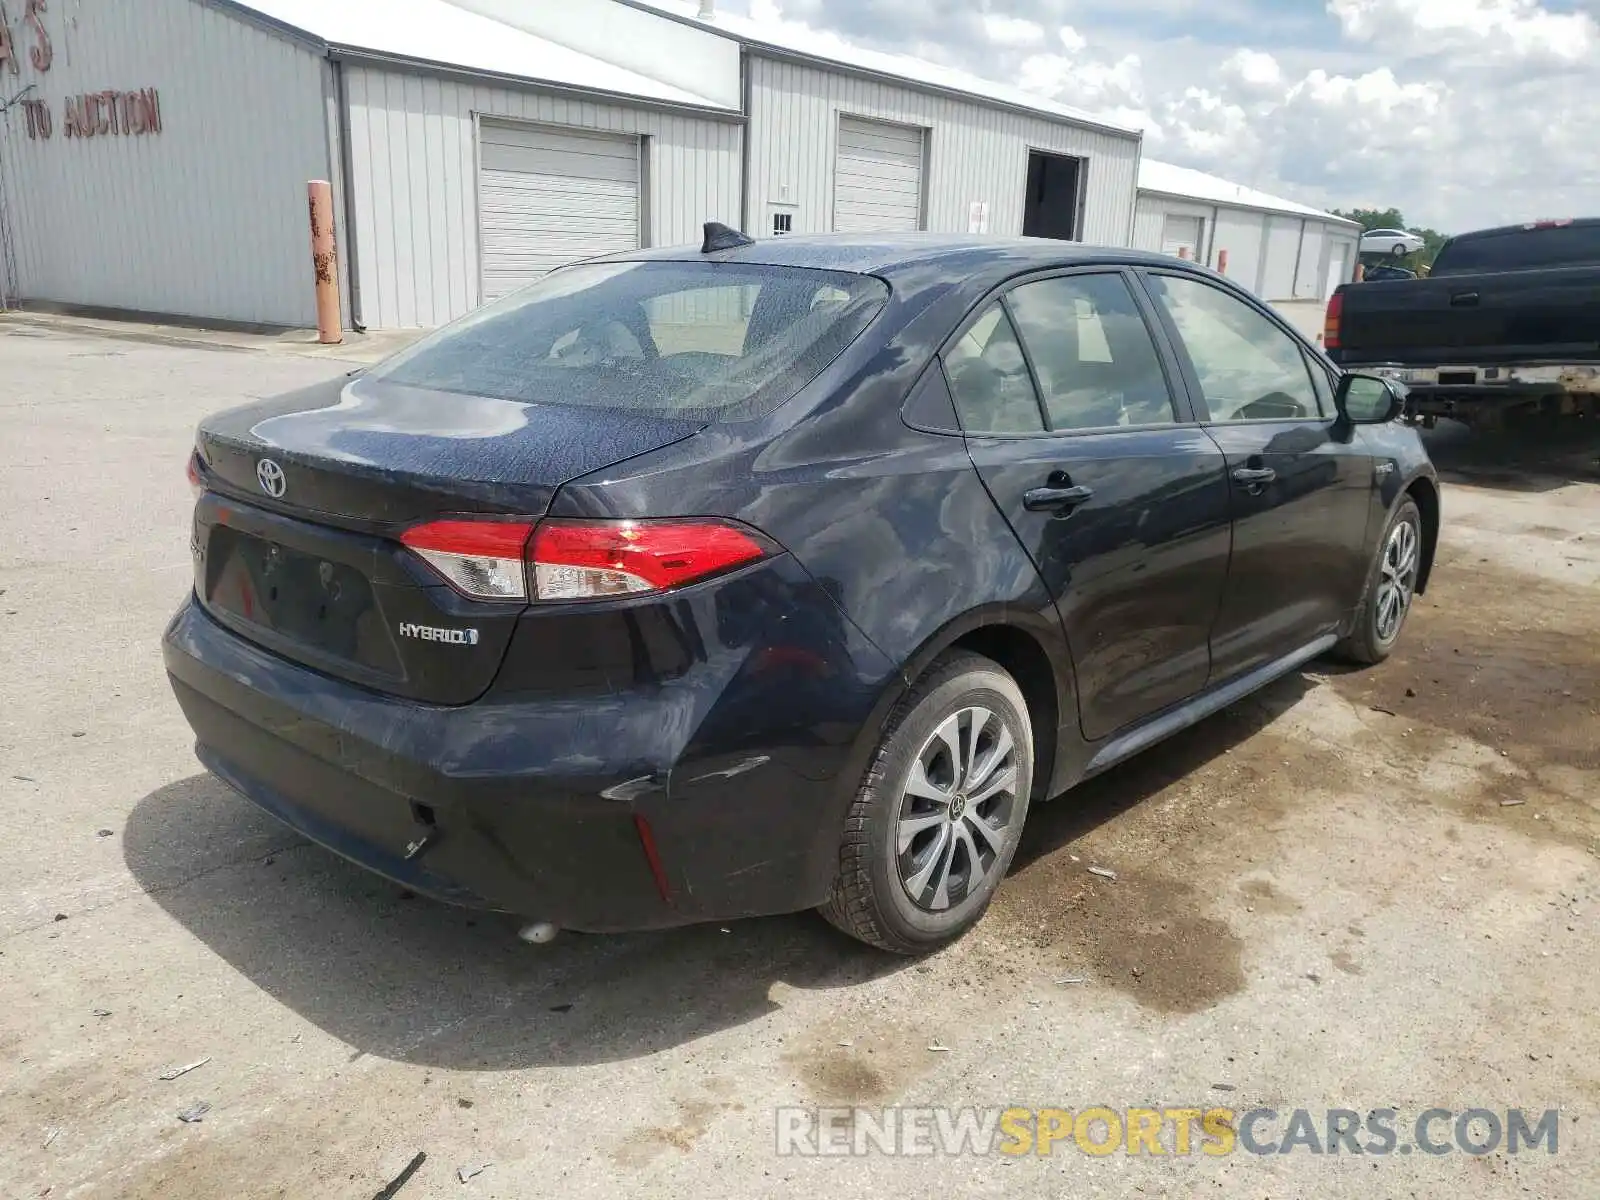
945,271 -> 1233,741
1139,270 -> 1376,680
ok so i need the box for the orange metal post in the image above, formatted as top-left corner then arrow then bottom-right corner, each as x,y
1216,248 -> 1229,275
1177,246 -> 1190,260
1354,262 -> 1365,282
307,180 -> 342,344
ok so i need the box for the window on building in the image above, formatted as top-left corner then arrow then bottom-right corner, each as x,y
772,212 -> 793,235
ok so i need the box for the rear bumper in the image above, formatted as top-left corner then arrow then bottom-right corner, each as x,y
163,574 -> 896,931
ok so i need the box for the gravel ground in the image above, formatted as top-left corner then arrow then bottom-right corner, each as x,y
1,321 -> 1595,1199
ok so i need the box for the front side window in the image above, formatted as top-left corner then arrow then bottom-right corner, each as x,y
1305,351 -> 1336,416
369,262 -> 889,421
942,304 -> 1045,434
1145,274 -> 1321,422
1006,273 -> 1177,430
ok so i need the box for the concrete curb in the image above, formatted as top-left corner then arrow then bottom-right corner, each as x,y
0,310 -> 420,364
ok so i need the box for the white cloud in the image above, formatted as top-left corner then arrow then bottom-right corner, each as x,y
1220,48 -> 1282,89
981,14 -> 1046,46
1017,50 -> 1147,119
1330,0 -> 1598,60
726,0 -> 1600,231
1056,25 -> 1087,53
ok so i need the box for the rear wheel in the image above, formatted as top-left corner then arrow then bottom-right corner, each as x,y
1335,498 -> 1422,664
820,651 -> 1033,954
1391,242 -> 1409,258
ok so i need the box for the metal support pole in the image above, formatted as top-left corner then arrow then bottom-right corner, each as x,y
307,179 -> 342,344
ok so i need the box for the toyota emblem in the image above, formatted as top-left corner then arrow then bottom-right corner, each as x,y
256,458 -> 287,499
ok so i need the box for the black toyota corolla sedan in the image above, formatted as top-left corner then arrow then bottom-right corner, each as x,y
165,227 -> 1439,953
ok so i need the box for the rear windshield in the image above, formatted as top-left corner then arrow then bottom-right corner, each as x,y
369,261 -> 889,420
1432,224 -> 1600,275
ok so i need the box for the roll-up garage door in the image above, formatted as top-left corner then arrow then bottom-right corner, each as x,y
478,122 -> 641,303
833,116 -> 925,233
1160,214 -> 1203,260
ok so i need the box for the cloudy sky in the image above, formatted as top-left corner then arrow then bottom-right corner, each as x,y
721,0 -> 1598,233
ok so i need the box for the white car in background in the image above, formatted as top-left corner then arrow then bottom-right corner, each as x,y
1361,228 -> 1426,258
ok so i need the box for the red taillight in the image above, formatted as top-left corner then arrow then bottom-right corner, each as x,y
529,519 -> 771,600
1324,290 -> 1344,350
400,519 -> 536,600
397,516 -> 772,602
186,452 -> 205,499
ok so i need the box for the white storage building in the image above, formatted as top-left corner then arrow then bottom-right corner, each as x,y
1133,158 -> 1360,338
0,0 -> 1142,332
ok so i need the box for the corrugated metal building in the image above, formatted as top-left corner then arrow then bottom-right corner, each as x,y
1133,159 -> 1360,336
0,0 -> 744,329
0,0 -> 1142,331
618,1 -> 1140,246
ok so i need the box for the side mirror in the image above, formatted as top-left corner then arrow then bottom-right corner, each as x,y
1335,373 -> 1406,424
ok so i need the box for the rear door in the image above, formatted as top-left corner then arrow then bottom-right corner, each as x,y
1138,269 -> 1375,680
949,269 -> 1232,741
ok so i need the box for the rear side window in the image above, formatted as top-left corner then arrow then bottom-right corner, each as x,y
1006,273 -> 1177,430
1432,224 -> 1600,274
369,262 -> 889,420
942,304 -> 1046,434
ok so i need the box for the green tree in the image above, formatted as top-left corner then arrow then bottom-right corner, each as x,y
1333,207 -> 1407,233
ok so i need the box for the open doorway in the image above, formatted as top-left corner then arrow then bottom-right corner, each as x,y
1022,151 -> 1083,241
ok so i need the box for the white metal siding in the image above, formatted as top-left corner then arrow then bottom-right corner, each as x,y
1131,197 -> 1165,252
1294,224 -> 1325,300
1261,217 -> 1303,301
0,0 -> 329,326
1323,240 -> 1348,300
1325,233 -> 1356,295
748,56 -> 1138,245
833,116 -> 924,232
343,64 -> 741,329
1212,209 -> 1266,294
478,123 -> 640,302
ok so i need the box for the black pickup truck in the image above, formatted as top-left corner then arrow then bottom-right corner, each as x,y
1326,218 -> 1600,430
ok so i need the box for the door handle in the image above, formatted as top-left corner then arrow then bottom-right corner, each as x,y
1449,291 -> 1480,307
1231,466 -> 1276,486
1023,484 -> 1095,513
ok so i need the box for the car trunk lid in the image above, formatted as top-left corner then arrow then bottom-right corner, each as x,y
192,374 -> 703,704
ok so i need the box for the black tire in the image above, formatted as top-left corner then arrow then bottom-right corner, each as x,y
1334,498 -> 1423,665
1392,242 -> 1409,258
820,651 -> 1034,954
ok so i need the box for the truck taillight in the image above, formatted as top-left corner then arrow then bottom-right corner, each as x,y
1324,291 -> 1344,350
399,517 -> 774,603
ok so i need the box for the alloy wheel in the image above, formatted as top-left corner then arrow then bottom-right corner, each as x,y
895,706 -> 1020,912
1375,517 -> 1420,643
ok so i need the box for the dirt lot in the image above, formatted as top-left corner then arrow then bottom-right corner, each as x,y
0,320 -> 1595,1198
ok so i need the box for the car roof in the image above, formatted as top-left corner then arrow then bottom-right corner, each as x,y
597,232 -> 1199,286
